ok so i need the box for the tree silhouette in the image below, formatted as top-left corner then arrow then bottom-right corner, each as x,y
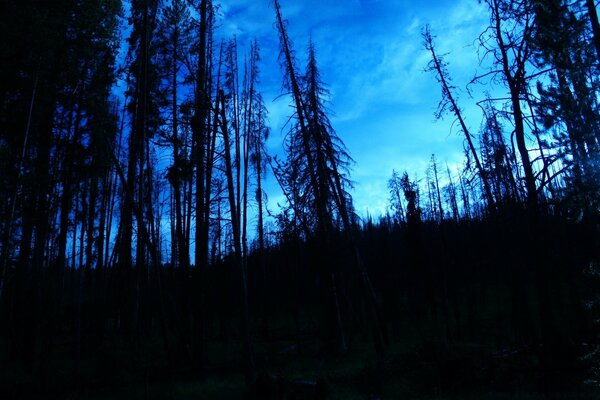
424,26 -> 496,211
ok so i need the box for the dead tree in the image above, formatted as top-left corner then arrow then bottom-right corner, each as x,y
423,26 -> 496,211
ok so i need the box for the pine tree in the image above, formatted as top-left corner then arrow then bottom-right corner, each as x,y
530,0 -> 600,211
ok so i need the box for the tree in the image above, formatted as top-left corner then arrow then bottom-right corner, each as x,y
274,0 -> 329,237
245,41 -> 270,255
530,0 -> 600,211
119,0 -> 161,270
428,154 -> 444,223
478,0 -> 539,211
303,40 -> 355,233
423,26 -> 496,211
157,0 -> 194,269
586,0 -> 600,61
401,172 -> 422,227
217,88 -> 256,383
388,170 -> 406,224
190,0 -> 211,270
480,107 -> 520,204
243,40 -> 271,337
274,1 -> 386,372
116,0 -> 165,359
272,10 -> 354,237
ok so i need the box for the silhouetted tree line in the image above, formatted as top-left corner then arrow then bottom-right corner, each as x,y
0,0 -> 599,398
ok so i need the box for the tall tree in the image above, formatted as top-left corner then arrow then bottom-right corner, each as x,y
245,41 -> 271,336
217,88 -> 255,383
479,0 -> 538,211
586,0 -> 600,61
119,0 -> 161,270
388,170 -> 406,224
157,0 -> 194,269
274,0 -> 329,237
116,0 -> 162,354
423,26 -> 496,211
191,0 -> 211,270
530,0 -> 600,210
274,2 -> 386,372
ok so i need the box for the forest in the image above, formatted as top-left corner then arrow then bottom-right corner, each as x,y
1,0 -> 600,399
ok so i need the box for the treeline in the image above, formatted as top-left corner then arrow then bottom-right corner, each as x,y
0,0 -> 599,398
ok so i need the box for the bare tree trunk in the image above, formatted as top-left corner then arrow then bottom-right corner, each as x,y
106,133 -> 173,367
432,156 -> 444,222
202,14 -> 217,273
489,0 -> 538,211
105,96 -> 127,269
170,36 -> 188,269
459,174 -> 471,220
194,0 -> 209,270
242,58 -> 251,263
0,73 -> 37,299
85,175 -> 98,270
219,89 -> 255,385
586,0 -> 600,62
255,110 -> 268,337
97,169 -> 110,270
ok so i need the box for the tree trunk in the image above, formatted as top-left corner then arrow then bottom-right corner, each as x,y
490,0 -> 538,211
586,0 -> 600,62
219,90 -> 255,385
194,0 -> 209,270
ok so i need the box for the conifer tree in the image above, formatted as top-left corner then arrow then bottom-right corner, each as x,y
530,0 -> 600,210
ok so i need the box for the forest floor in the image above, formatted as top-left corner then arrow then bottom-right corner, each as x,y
58,335 -> 599,399
1,316 -> 598,399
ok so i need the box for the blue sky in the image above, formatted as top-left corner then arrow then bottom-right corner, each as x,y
217,0 -> 493,217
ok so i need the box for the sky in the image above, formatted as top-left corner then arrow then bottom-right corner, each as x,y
215,0 -> 494,218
